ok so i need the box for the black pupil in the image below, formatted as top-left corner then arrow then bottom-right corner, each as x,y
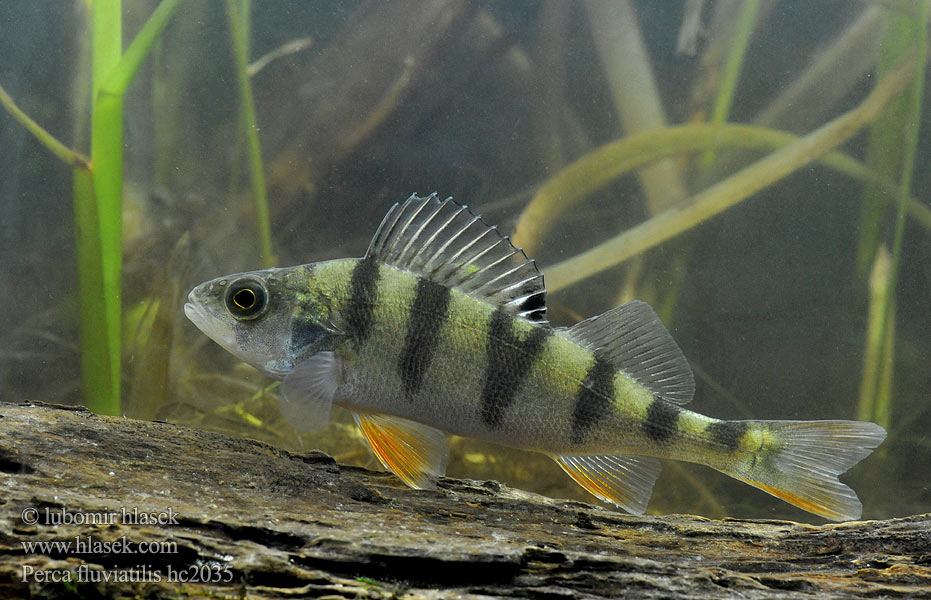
233,288 -> 256,310
227,281 -> 266,319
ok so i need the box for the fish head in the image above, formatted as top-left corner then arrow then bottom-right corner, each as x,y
184,265 -> 337,377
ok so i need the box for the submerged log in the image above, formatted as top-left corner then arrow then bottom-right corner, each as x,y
0,402 -> 928,599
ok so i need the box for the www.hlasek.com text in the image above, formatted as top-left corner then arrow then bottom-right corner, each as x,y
22,535 -> 177,556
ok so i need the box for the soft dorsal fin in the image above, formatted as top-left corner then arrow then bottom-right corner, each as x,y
565,300 -> 694,405
366,193 -> 547,323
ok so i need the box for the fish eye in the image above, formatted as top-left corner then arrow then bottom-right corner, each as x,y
225,278 -> 268,320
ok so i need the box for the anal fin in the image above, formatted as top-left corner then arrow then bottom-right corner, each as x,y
553,454 -> 661,515
353,412 -> 450,490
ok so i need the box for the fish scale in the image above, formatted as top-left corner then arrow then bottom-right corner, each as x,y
185,192 -> 887,521
330,260 -> 569,447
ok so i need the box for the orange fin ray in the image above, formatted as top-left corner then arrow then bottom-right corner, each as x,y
553,454 -> 661,515
721,419 -> 886,521
353,412 -> 449,489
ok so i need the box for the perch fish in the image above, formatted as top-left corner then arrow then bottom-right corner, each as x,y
185,193 -> 886,520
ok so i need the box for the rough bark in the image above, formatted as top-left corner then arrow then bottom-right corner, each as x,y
0,402 -> 928,599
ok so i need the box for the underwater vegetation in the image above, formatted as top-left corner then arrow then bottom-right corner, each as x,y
1,1 -> 929,521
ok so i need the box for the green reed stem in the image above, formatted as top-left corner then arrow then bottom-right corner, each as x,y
0,84 -> 91,169
89,88 -> 124,416
240,0 -> 251,40
88,0 -> 182,415
884,0 -> 927,339
539,55 -> 916,293
72,169 -> 113,414
2,1 -> 181,415
855,9 -> 917,285
858,0 -> 928,428
226,0 -> 275,268
586,0 -> 687,214
85,0 -> 122,415
710,0 -> 761,124
88,0 -> 184,415
698,0 -> 761,173
857,248 -> 894,427
102,0 -> 184,97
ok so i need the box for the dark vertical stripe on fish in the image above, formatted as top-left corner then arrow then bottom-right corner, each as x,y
480,310 -> 551,428
570,356 -> 616,445
346,256 -> 380,343
706,420 -> 748,452
643,398 -> 680,443
398,278 -> 451,398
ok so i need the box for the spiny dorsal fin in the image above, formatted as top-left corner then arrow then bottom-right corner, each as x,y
565,300 -> 694,405
366,193 -> 547,323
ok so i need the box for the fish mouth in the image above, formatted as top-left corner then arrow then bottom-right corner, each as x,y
183,301 -> 200,324
183,297 -> 236,351
184,286 -> 208,324
183,300 -> 213,336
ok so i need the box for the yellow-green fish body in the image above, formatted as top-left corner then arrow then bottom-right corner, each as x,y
301,259 -> 682,452
185,194 -> 885,520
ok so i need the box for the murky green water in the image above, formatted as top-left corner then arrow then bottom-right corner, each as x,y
1,1 -> 928,522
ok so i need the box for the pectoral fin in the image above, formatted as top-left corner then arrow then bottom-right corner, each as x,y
353,412 -> 450,489
553,454 -> 661,515
279,351 -> 343,432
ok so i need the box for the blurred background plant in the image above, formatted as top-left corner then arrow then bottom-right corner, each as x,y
1,0 -> 183,416
1,0 -> 928,521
